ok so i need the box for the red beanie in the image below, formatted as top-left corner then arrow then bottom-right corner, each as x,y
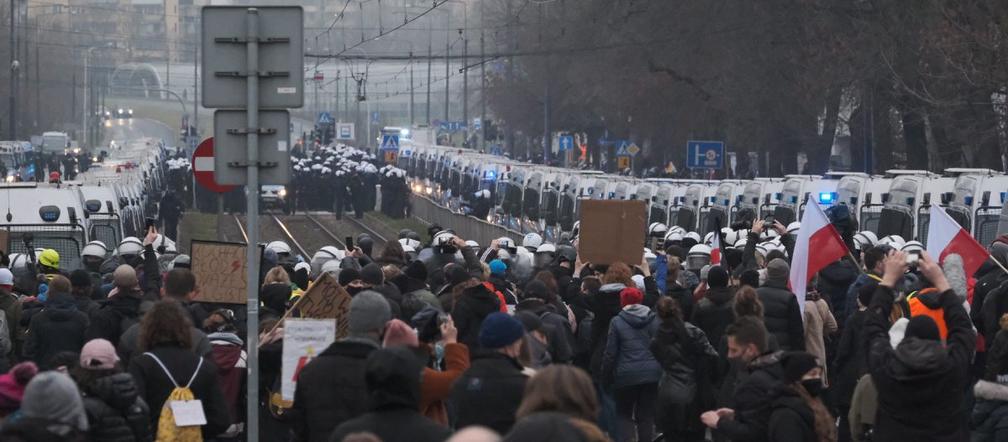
620,287 -> 644,308
0,361 -> 38,413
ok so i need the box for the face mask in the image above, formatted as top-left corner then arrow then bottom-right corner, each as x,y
346,286 -> 364,295
801,379 -> 823,397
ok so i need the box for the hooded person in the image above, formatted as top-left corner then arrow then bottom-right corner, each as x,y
863,250 -> 974,442
0,371 -> 88,441
24,277 -> 89,369
360,263 -> 403,317
451,312 -> 530,434
756,258 -> 805,351
515,280 -> 575,364
767,351 -> 836,442
290,291 -> 391,442
601,286 -> 662,442
451,280 -> 503,349
328,347 -> 452,442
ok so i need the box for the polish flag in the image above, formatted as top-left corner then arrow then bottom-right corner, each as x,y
926,205 -> 988,277
711,232 -> 722,266
789,196 -> 850,315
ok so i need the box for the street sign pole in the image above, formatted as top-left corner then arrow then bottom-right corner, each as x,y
243,9 -> 260,440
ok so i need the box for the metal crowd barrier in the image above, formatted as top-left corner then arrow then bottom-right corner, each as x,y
410,195 -> 524,247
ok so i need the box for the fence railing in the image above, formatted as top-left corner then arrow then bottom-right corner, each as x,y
410,195 -> 524,246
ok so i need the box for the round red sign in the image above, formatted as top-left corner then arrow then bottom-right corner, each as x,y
191,137 -> 238,193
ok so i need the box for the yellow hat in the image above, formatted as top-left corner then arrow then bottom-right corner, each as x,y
39,249 -> 59,269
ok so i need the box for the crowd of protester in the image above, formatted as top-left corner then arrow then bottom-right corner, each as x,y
0,199 -> 1006,442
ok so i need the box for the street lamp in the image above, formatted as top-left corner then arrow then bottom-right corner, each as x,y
83,43 -> 115,148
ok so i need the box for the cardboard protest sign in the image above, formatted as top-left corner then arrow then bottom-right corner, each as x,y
295,272 -> 352,339
190,240 -> 248,304
578,199 -> 647,266
280,318 -> 336,401
0,230 -> 9,254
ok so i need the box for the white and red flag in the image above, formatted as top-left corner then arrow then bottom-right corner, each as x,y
789,196 -> 850,314
711,231 -> 722,266
926,205 -> 988,277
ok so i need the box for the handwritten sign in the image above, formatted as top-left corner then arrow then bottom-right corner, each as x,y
0,230 -> 9,254
280,318 -> 336,401
190,240 -> 248,304
295,272 -> 352,339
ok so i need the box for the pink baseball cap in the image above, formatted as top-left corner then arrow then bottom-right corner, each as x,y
80,339 -> 120,370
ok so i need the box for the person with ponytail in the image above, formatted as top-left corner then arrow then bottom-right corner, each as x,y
650,296 -> 718,442
768,351 -> 836,442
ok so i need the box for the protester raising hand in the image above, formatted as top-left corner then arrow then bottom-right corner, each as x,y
917,252 -> 951,293
880,250 -> 908,288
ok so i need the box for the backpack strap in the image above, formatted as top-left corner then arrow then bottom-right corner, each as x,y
143,352 -> 180,388
185,357 -> 204,389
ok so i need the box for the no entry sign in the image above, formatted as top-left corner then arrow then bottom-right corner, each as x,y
192,137 -> 238,193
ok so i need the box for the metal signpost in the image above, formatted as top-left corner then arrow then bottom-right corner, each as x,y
202,7 -> 303,440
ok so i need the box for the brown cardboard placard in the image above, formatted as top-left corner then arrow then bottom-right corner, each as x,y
190,240 -> 248,304
578,199 -> 647,266
0,230 -> 9,254
295,272 -> 352,339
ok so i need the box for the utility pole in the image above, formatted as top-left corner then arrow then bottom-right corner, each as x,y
426,17 -> 432,127
462,30 -> 468,148
8,0 -> 16,140
480,0 -> 486,151
409,51 -> 414,127
193,34 -> 199,152
505,0 -> 515,156
540,2 -> 549,165
335,70 -> 340,122
444,12 -> 450,124
343,74 -> 348,124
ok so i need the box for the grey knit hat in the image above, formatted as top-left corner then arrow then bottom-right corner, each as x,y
349,290 -> 392,336
767,258 -> 790,282
20,371 -> 88,431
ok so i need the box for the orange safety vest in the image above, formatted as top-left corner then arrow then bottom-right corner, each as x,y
907,288 -> 947,340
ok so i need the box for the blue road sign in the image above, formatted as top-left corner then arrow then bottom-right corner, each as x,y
615,140 -> 630,156
686,140 -> 724,169
438,121 -> 467,132
317,112 -> 334,125
559,135 -> 574,152
380,134 -> 400,150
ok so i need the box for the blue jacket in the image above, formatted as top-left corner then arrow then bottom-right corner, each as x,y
602,304 -> 661,389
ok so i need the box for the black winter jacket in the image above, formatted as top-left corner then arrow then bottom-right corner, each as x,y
716,351 -> 787,442
588,283 -> 624,380
515,298 -> 574,364
767,393 -> 815,442
23,295 -> 88,367
691,286 -> 735,351
290,339 -> 378,442
650,320 -> 719,435
127,346 -> 230,439
865,284 -> 974,442
757,280 -> 805,351
816,259 -> 859,328
81,372 -> 154,442
452,283 -> 501,349
86,292 -> 143,347
450,351 -> 528,434
832,309 -> 869,407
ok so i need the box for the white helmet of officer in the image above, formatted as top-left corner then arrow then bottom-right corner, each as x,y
878,235 -> 905,250
901,240 -> 924,255
399,238 -> 422,251
82,241 -> 109,259
665,230 -> 683,244
117,237 -> 144,257
686,244 -> 712,271
266,241 -> 292,256
648,222 -> 668,238
786,222 -> 801,236
534,243 -> 557,268
853,231 -> 879,251
522,232 -> 543,252
703,232 -> 715,245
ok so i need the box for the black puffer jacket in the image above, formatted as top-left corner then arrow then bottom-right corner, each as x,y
452,283 -> 501,349
81,372 -> 153,442
86,292 -> 142,348
832,309 -> 869,408
767,392 -> 815,442
588,283 -> 624,380
757,280 -> 805,351
716,351 -> 787,442
450,351 -> 528,434
290,339 -> 378,442
691,286 -> 734,350
816,259 -> 859,327
865,284 -> 974,442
